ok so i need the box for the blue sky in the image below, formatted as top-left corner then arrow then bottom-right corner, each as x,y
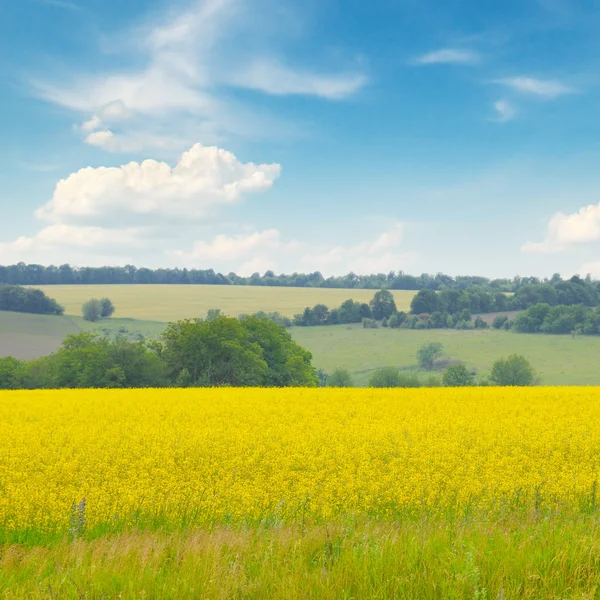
2,0 -> 600,277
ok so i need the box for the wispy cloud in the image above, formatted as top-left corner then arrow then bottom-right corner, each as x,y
491,99 -> 516,122
495,76 -> 577,98
29,0 -> 367,153
225,59 -> 367,99
412,48 -> 481,66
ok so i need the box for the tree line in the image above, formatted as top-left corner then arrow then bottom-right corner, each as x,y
509,303 -> 600,335
0,284 -> 64,315
2,262 -> 595,292
0,315 -> 318,390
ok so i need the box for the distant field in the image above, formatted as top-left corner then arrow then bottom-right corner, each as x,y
292,325 -> 600,386
30,285 -> 418,321
0,311 -> 165,359
3,310 -> 600,386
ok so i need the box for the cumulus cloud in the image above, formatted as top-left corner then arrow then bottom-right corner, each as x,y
0,143 -> 281,265
522,202 -> 600,253
31,0 -> 367,152
35,143 -> 280,226
495,76 -> 576,98
412,48 -> 480,66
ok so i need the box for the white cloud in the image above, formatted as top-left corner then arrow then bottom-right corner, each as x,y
522,202 -> 600,253
84,129 -> 115,147
491,99 -> 516,122
0,143 -> 282,266
170,221 -> 415,276
495,76 -> 576,98
81,115 -> 101,132
227,59 -> 367,99
413,48 -> 481,66
36,143 -> 281,226
31,0 -> 367,152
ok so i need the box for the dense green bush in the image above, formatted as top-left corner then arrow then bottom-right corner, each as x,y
0,284 -> 64,315
490,355 -> 536,386
368,367 -> 421,388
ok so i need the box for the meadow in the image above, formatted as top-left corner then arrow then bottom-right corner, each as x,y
294,324 -> 600,385
30,284 -> 417,321
2,387 -> 600,598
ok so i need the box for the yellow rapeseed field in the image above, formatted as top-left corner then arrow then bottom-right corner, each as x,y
1,387 -> 600,535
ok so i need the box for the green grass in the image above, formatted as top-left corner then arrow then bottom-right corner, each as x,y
3,514 -> 600,598
30,284 -> 417,321
0,311 -> 165,359
292,324 -> 600,386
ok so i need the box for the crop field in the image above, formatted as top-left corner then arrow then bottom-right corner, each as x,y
29,284 -> 417,321
3,387 -> 600,598
293,324 -> 600,385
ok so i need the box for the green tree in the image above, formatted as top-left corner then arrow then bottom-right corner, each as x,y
490,354 -> 536,386
100,297 -> 115,318
82,298 -> 102,322
492,315 -> 508,329
327,368 -> 354,387
160,316 -> 267,387
417,342 -> 443,370
442,363 -> 475,387
49,333 -> 166,388
240,315 -> 318,387
410,289 -> 438,314
0,356 -> 22,389
369,290 -> 397,320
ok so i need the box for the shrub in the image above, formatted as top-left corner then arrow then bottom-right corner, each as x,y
417,342 -> 443,370
490,354 -> 536,386
369,368 -> 421,388
100,297 -> 115,318
82,298 -> 103,322
327,368 -> 354,388
442,364 -> 475,387
362,318 -> 378,329
492,315 -> 509,329
474,316 -> 488,329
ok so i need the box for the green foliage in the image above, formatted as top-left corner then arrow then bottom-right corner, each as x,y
205,308 -> 222,322
0,357 -> 22,389
100,297 -> 115,318
369,290 -> 397,320
82,298 -> 103,322
442,363 -> 475,387
417,342 -> 443,370
473,316 -> 488,329
327,368 -> 354,387
0,284 -> 64,315
362,318 -> 378,329
369,367 -> 421,388
492,315 -> 509,329
490,354 -> 536,386
512,303 -> 600,336
161,315 -> 317,388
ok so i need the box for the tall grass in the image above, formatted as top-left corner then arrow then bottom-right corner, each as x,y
2,513 -> 600,599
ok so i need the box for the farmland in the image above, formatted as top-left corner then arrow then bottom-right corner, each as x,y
3,387 -> 600,598
29,284 -> 417,321
293,324 -> 600,386
3,310 -> 600,386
